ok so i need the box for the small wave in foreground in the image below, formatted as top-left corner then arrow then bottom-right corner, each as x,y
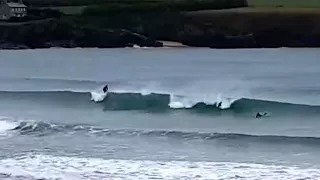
0,154 -> 319,180
0,119 -> 318,146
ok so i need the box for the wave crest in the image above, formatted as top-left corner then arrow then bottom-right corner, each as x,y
168,93 -> 237,109
0,90 -> 319,114
7,120 -> 320,145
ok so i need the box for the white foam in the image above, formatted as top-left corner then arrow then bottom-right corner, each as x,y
109,85 -> 240,109
169,95 -> 199,109
132,44 -> 150,49
90,87 -> 107,102
140,89 -> 152,96
216,93 -> 238,109
0,154 -> 319,180
168,93 -> 239,109
87,78 -> 245,109
0,118 -> 18,136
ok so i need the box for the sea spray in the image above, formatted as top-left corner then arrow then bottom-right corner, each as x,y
90,91 -> 107,102
0,121 -> 17,135
216,93 -> 238,109
90,86 -> 108,102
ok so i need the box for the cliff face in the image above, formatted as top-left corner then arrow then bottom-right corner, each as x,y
1,8 -> 320,49
179,9 -> 320,48
118,9 -> 320,48
0,19 -> 163,49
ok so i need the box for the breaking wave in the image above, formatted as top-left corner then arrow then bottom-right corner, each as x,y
1,154 -> 320,180
0,90 -> 319,114
90,90 -> 108,102
5,120 -> 320,145
0,118 -> 18,137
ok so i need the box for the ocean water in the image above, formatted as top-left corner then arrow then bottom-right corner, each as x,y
0,47 -> 320,179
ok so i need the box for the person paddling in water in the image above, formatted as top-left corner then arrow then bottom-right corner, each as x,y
256,112 -> 268,118
102,85 -> 108,93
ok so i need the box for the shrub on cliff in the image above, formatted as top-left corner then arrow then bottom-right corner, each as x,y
25,8 -> 64,20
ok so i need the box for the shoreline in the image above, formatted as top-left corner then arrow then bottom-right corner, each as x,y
2,39 -> 320,50
2,43 -> 320,50
2,45 -> 320,51
159,41 -> 188,48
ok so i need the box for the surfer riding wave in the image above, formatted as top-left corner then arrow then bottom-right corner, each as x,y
90,85 -> 108,102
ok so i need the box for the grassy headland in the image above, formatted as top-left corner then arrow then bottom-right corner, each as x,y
1,0 -> 320,49
247,0 -> 320,8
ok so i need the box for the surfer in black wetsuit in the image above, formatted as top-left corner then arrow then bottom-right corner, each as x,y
256,112 -> 268,118
102,85 -> 108,93
217,102 -> 222,108
256,113 -> 262,118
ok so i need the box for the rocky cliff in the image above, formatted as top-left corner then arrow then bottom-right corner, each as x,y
1,8 -> 320,49
0,18 -> 162,49
179,9 -> 320,48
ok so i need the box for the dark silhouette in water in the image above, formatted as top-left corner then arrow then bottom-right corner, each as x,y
217,102 -> 222,108
256,112 -> 268,118
103,85 -> 108,93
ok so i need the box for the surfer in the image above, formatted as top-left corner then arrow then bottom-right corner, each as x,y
256,112 -> 268,118
217,102 -> 222,108
102,85 -> 108,93
91,85 -> 108,102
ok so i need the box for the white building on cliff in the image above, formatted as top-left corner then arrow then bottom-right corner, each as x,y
0,0 -> 27,20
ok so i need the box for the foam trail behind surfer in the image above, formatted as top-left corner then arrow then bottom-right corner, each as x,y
90,85 -> 108,102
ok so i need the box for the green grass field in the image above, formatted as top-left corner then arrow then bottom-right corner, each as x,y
247,0 -> 320,8
78,0 -> 247,15
26,0 -> 248,15
39,6 -> 87,15
30,0 -> 320,16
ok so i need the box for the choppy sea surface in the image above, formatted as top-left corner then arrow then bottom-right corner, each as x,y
1,47 -> 320,180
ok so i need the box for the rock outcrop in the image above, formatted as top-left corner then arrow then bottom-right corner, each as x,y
0,19 -> 163,49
